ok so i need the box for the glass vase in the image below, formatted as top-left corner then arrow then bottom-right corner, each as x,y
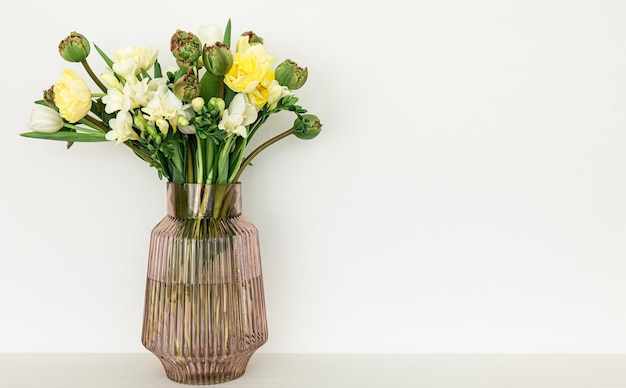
142,183 -> 268,385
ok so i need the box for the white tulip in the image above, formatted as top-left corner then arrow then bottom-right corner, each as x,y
197,24 -> 223,46
26,104 -> 64,133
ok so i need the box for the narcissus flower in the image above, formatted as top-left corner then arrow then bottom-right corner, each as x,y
224,36 -> 275,95
27,104 -> 64,133
53,68 -> 92,123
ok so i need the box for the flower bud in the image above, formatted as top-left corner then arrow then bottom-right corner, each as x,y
202,42 -> 233,76
101,72 -> 122,91
176,60 -> 194,73
27,104 -> 64,133
178,115 -> 190,127
191,97 -> 205,113
146,124 -> 159,138
241,31 -> 264,45
58,32 -> 90,62
173,69 -> 200,101
170,30 -> 202,63
275,59 -> 308,90
208,97 -> 225,116
134,115 -> 148,132
293,114 -> 322,140
43,86 -> 55,107
156,118 -> 169,135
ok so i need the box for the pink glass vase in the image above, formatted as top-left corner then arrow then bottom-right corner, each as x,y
142,183 -> 268,385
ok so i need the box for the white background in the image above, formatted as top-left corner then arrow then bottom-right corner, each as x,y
1,0 -> 626,354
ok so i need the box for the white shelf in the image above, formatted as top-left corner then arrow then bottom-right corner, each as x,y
1,353 -> 626,387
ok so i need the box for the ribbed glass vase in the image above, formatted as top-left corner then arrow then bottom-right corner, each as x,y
142,183 -> 268,385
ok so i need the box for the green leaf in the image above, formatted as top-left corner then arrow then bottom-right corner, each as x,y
224,19 -> 232,48
223,85 -> 236,108
93,43 -> 113,68
153,60 -> 162,78
199,71 -> 219,102
20,131 -> 107,142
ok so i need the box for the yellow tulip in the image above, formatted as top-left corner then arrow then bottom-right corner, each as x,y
53,68 -> 92,123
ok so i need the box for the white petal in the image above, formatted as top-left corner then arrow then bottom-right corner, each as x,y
241,104 -> 258,126
198,24 -> 223,46
26,104 -> 64,133
233,125 -> 248,138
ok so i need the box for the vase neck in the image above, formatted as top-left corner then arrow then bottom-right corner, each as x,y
167,183 -> 242,219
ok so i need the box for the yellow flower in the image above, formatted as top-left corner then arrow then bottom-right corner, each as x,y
53,68 -> 92,123
247,68 -> 275,109
225,36 -> 276,98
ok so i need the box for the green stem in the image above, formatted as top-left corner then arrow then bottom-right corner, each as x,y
218,76 -> 224,99
78,117 -> 105,132
217,136 -> 235,184
205,140 -> 214,184
228,138 -> 247,183
82,115 -> 110,132
81,60 -> 107,93
62,123 -> 100,134
231,127 -> 293,183
126,142 -> 155,166
186,144 -> 194,183
195,136 -> 204,183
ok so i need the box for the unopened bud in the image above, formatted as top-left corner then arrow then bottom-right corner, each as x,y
177,115 -> 190,127
172,69 -> 200,101
146,124 -> 158,138
134,115 -> 148,132
293,114 -> 322,140
170,30 -> 202,63
208,97 -> 225,116
241,31 -> 264,45
275,59 -> 308,90
191,97 -> 205,113
58,32 -> 90,62
202,42 -> 233,76
43,86 -> 56,107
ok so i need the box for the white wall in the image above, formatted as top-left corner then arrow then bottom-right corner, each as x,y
2,0 -> 626,354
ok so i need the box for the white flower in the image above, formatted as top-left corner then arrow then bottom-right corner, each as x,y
124,78 -> 152,108
141,83 -> 184,134
105,110 -> 139,145
267,80 -> 292,110
112,46 -> 158,83
102,87 -> 129,114
112,59 -> 138,83
178,104 -> 197,135
218,93 -> 257,138
102,77 -> 151,114
27,104 -> 64,133
101,72 -> 123,92
197,24 -> 223,46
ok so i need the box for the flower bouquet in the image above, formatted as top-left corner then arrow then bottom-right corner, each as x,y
21,20 -> 321,385
21,19 -> 321,184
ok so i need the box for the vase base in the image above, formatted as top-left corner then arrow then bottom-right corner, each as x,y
159,353 -> 254,385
